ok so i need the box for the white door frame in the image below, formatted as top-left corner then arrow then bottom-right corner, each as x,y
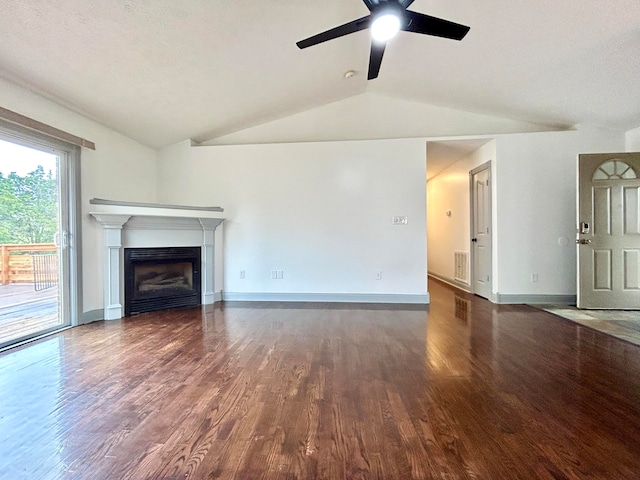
469,161 -> 493,298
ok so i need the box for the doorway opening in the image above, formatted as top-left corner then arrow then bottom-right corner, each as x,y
426,139 -> 494,299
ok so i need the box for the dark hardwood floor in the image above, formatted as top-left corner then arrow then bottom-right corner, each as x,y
1,279 -> 640,479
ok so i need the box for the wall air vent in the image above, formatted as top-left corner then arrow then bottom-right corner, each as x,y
454,251 -> 469,283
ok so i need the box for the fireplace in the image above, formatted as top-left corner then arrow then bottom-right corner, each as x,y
91,203 -> 224,320
124,247 -> 201,316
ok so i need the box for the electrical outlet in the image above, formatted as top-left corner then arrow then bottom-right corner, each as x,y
240,270 -> 245,279
375,270 -> 383,280
277,270 -> 283,279
271,270 -> 278,279
531,273 -> 538,283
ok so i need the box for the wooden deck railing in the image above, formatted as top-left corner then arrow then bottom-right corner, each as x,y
0,244 -> 57,285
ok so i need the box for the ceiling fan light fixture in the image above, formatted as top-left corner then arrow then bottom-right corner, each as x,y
371,13 -> 401,42
296,0 -> 470,80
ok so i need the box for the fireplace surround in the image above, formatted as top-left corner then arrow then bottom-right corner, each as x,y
90,200 -> 224,320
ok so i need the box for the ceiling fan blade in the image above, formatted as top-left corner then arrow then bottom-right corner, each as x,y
403,11 -> 470,40
362,0 -> 378,11
297,16 -> 372,49
363,0 -> 414,10
368,41 -> 386,80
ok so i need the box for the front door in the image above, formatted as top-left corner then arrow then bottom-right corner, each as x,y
470,162 -> 492,299
577,152 -> 640,309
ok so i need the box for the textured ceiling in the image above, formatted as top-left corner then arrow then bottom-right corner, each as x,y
0,0 -> 639,148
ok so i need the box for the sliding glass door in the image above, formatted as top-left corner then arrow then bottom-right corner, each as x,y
0,128 -> 79,349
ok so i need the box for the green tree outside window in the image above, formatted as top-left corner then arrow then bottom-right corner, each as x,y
0,165 -> 57,244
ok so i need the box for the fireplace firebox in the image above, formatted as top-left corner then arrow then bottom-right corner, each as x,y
124,247 -> 201,316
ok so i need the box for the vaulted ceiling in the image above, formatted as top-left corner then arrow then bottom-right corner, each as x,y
1,0 -> 638,148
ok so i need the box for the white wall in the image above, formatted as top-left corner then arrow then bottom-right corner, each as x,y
205,92 -> 554,146
627,126 -> 640,151
3,76 -> 629,313
157,138 -> 428,301
427,141 -> 496,288
495,126 -> 625,298
1,78 -> 158,316
159,126 -> 625,305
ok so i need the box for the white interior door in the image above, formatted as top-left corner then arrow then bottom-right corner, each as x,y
578,152 -> 640,309
470,162 -> 492,299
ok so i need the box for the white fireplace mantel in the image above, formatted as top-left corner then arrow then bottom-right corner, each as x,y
90,201 -> 225,320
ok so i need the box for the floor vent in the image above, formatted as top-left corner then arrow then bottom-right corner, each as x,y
454,251 -> 469,283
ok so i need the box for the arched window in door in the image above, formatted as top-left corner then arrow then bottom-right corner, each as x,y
593,159 -> 638,180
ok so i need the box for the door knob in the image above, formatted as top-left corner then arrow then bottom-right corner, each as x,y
576,239 -> 592,244
471,238 -> 477,242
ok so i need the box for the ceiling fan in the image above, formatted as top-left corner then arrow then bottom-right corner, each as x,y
296,0 -> 470,80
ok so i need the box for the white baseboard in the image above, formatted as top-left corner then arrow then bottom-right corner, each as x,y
202,292 -> 215,305
222,292 -> 430,304
428,273 -> 575,306
427,272 -> 471,293
495,294 -> 576,305
104,304 -> 123,321
80,309 -> 104,324
84,292 -> 428,323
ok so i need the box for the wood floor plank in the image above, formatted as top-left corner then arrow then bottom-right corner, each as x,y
1,280 -> 640,479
